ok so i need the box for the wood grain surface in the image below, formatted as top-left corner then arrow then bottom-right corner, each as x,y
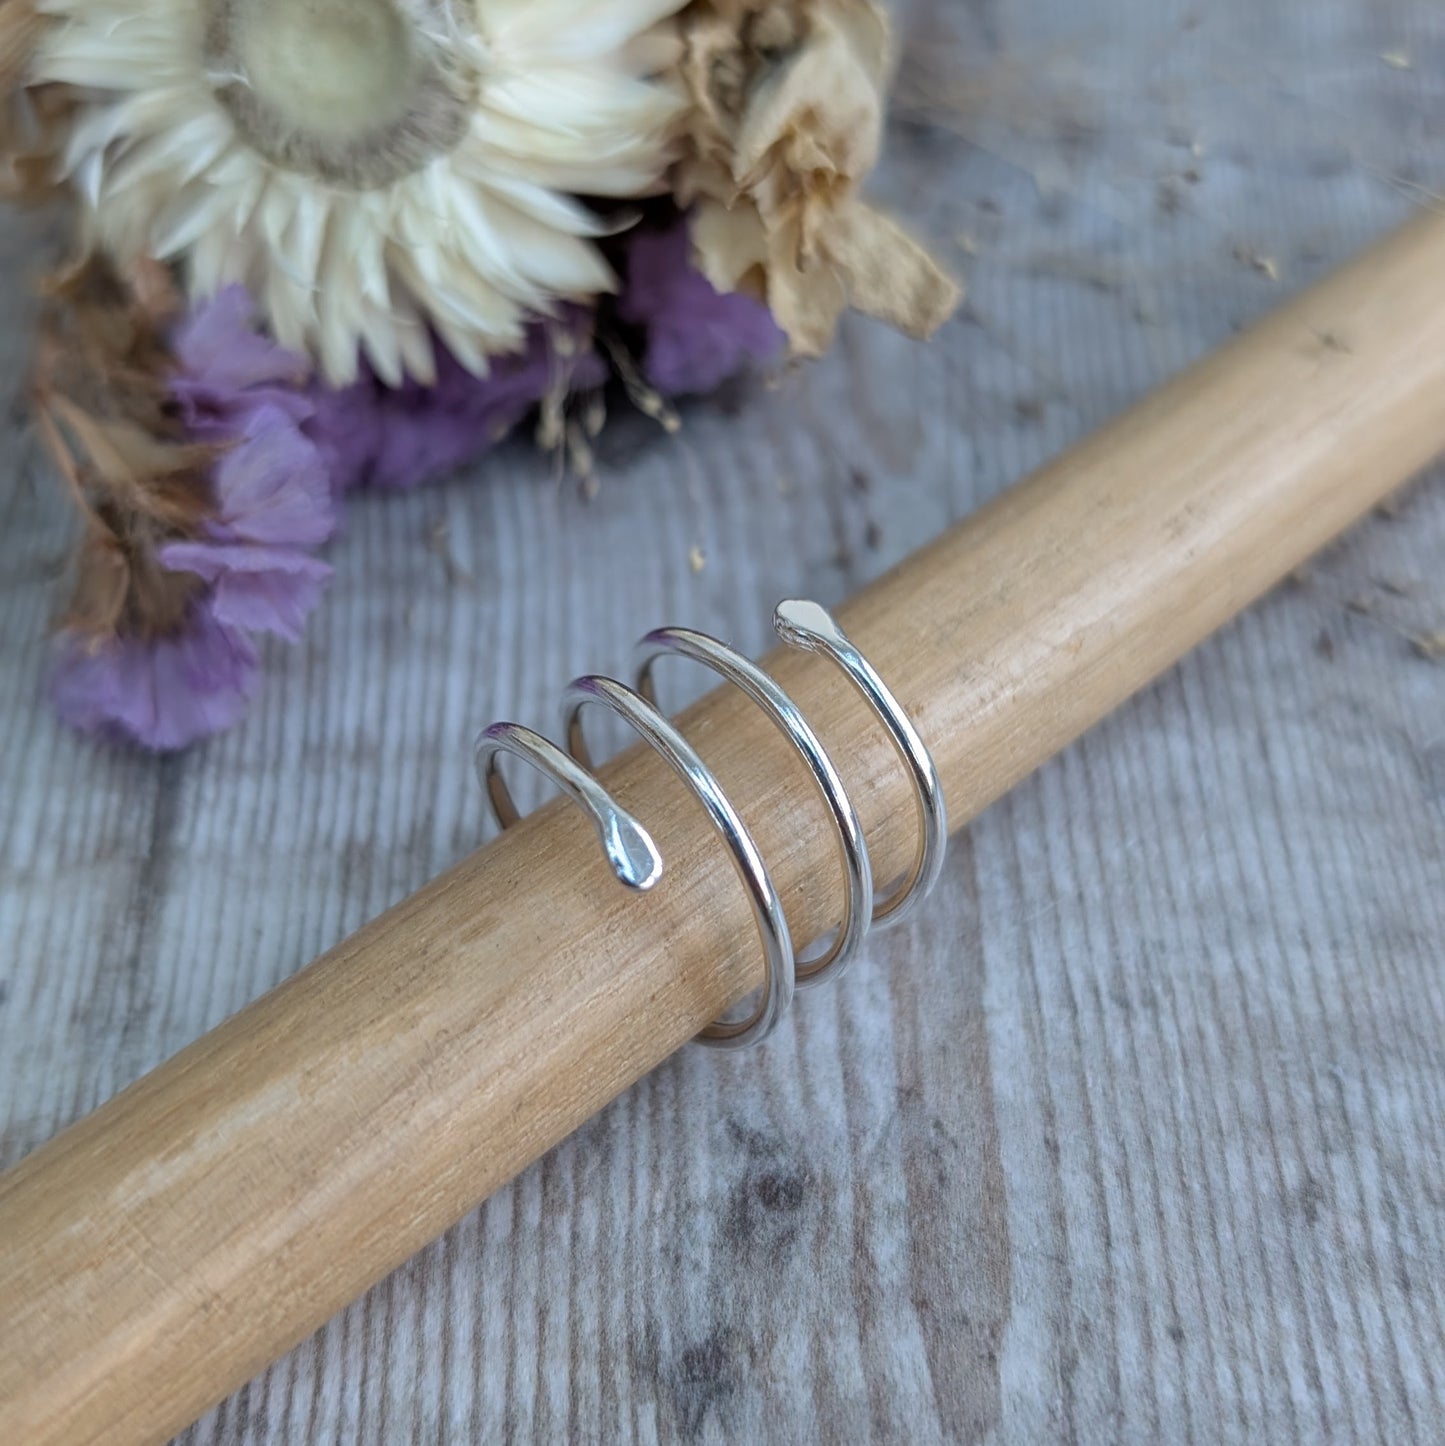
2,1 -> 1444,1441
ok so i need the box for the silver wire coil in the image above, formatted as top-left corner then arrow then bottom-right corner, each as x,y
474,599 -> 947,1050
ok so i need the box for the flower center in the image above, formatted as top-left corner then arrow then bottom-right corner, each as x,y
206,0 -> 473,189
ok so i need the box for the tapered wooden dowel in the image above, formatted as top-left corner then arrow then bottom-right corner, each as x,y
5,210 -> 1445,1446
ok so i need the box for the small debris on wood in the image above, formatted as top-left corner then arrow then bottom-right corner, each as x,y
1287,565 -> 1313,588
1026,251 -> 1126,294
1233,245 -> 1280,282
1411,631 -> 1445,661
1380,50 -> 1412,71
688,544 -> 706,575
1312,329 -> 1352,355
565,420 -> 595,490
955,232 -> 979,256
426,518 -> 472,586
535,391 -> 564,452
1376,494 -> 1406,519
1314,629 -> 1336,661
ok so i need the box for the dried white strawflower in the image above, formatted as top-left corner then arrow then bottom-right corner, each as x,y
35,0 -> 688,383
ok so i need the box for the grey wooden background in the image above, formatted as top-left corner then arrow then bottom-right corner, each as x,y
4,1 -> 1445,1441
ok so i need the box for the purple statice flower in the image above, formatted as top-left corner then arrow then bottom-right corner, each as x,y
159,404 -> 335,645
170,286 -> 314,436
619,220 -> 785,398
307,316 -> 606,493
51,293 -> 338,751
52,610 -> 262,753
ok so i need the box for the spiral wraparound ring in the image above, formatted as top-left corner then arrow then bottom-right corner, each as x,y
473,600 -> 946,1048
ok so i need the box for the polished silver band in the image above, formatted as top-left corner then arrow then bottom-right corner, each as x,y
773,600 -> 948,930
635,627 -> 871,990
475,721 -> 663,891
562,674 -> 796,1050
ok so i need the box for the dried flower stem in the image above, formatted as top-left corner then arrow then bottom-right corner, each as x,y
31,254 -> 218,643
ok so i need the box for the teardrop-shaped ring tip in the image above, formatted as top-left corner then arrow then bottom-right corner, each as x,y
606,813 -> 665,892
774,598 -> 849,649
476,721 -> 664,892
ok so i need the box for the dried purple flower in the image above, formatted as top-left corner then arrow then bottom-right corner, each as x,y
156,544 -> 332,645
308,317 -> 605,493
51,605 -> 261,751
192,402 -> 334,548
619,219 -> 784,397
46,288 -> 337,750
171,286 -> 311,421
158,403 -> 335,645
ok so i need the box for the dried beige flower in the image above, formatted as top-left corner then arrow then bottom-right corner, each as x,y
674,0 -> 960,354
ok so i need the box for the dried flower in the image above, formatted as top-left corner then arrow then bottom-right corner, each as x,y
37,266 -> 337,749
34,254 -> 217,645
33,0 -> 688,383
673,0 -> 960,353
170,285 -> 314,435
12,0 -> 967,754
158,404 -> 335,644
51,606 -> 262,752
308,312 -> 607,492
619,217 -> 784,395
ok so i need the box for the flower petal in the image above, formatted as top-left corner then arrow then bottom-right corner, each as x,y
620,220 -> 784,395
158,542 -> 332,643
210,405 -> 335,547
51,605 -> 261,751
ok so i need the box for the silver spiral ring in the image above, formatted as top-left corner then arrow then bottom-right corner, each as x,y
473,599 -> 946,1049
